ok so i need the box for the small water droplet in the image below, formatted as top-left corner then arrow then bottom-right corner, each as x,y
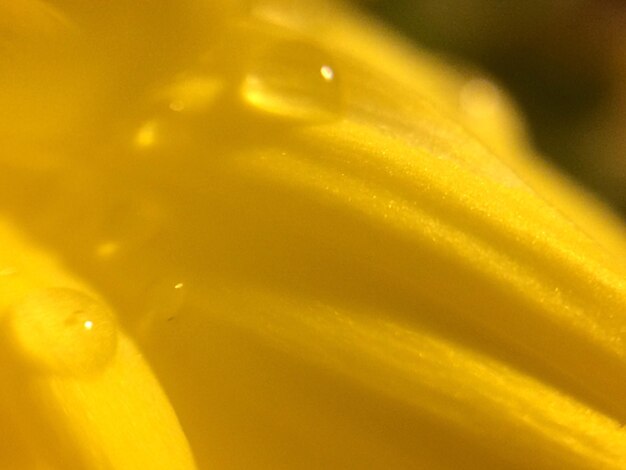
459,78 -> 502,119
136,277 -> 188,338
9,288 -> 118,375
150,278 -> 187,320
241,40 -> 341,122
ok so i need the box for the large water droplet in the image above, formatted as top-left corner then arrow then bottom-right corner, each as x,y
241,40 -> 341,122
9,288 -> 118,375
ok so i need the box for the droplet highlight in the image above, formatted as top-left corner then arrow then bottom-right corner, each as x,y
241,40 -> 341,122
9,288 -> 118,375
320,65 -> 334,81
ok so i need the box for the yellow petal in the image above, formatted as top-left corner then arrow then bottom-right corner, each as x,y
2,1 -> 626,469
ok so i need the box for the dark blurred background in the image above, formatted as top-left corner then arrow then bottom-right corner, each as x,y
358,0 -> 626,218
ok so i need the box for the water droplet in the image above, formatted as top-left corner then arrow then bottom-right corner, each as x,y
136,277 -> 188,338
151,279 -> 186,320
459,78 -> 502,120
9,288 -> 118,375
241,40 -> 341,122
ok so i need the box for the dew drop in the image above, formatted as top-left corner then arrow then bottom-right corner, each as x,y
9,288 -> 118,375
161,75 -> 223,113
136,277 -> 188,338
241,40 -> 341,122
459,78 -> 503,120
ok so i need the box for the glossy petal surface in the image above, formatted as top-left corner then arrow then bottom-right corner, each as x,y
2,1 -> 626,469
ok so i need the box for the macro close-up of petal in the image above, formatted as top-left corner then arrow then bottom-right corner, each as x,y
1,0 -> 626,469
